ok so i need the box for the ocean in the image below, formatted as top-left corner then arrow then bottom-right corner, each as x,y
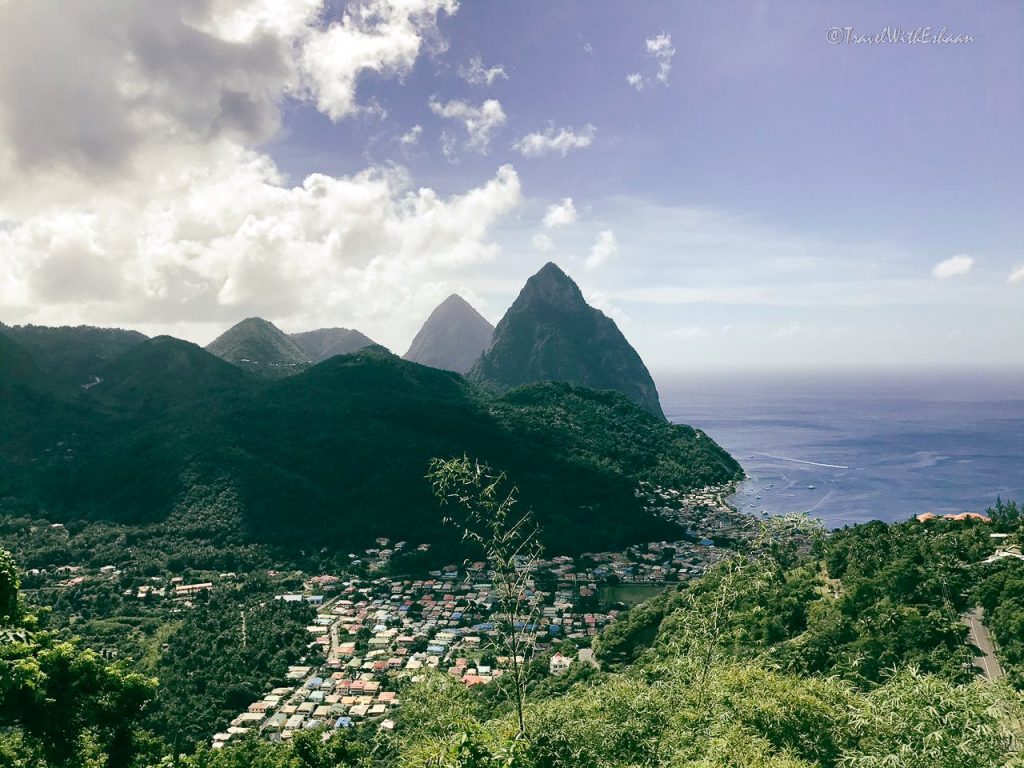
659,370 -> 1024,528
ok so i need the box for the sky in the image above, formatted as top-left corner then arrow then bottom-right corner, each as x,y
0,0 -> 1021,374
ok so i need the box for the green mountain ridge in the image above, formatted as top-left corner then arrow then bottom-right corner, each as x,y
1,336 -> 740,557
0,322 -> 147,388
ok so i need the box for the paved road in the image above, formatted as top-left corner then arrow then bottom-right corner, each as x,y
963,606 -> 1004,681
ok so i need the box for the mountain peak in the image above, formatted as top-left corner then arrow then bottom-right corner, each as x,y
469,264 -> 664,418
404,294 -> 495,374
206,317 -> 309,379
290,327 -> 379,363
522,262 -> 586,305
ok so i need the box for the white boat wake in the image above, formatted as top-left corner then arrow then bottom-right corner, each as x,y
756,453 -> 849,470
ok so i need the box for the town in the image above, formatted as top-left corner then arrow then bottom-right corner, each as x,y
11,482 -> 761,747
210,482 -> 757,746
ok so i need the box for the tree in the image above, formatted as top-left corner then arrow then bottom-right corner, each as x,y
428,456 -> 543,739
0,548 -> 158,768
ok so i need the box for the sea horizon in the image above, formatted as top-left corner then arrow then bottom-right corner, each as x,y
659,367 -> 1024,528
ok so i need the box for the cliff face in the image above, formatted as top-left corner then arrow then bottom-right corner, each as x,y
469,262 -> 664,419
403,294 -> 495,374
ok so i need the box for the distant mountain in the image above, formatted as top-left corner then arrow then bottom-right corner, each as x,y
469,262 -> 665,418
290,327 -> 378,363
205,318 -> 309,379
0,323 -> 147,388
403,294 -> 495,374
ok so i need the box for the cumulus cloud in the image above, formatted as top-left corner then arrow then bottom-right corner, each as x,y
429,98 -> 507,154
301,0 -> 457,121
933,254 -> 974,279
0,154 -> 522,340
532,233 -> 554,252
0,1 -> 530,349
0,0 -> 456,183
513,124 -> 595,158
585,230 -> 617,270
1008,265 -> 1024,284
646,32 -> 676,84
542,198 -> 577,228
458,55 -> 507,86
626,73 -> 644,91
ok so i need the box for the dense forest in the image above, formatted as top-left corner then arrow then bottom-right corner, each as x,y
2,500 -> 1023,767
0,334 -> 740,559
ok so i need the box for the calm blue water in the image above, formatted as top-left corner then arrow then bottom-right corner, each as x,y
660,370 -> 1024,528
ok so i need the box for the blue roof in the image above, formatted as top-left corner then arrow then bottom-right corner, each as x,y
335,717 -> 353,729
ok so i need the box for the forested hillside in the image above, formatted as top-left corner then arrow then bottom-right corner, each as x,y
3,502 -> 1023,767
1,339 -> 739,558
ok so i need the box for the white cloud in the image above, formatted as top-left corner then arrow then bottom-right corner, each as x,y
301,0 -> 457,121
542,198 -> 577,229
0,0 -> 457,188
399,125 -> 423,145
667,326 -> 710,339
585,230 -> 617,270
1008,265 -> 1024,284
626,73 -> 644,91
932,254 -> 974,279
458,56 -> 507,86
587,291 -> 629,325
429,98 -> 507,154
513,124 -> 595,158
532,233 -> 553,252
0,1 -> 529,350
0,156 -> 522,346
646,32 -> 676,85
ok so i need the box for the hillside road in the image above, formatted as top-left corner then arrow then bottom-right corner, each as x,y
963,606 -> 1004,681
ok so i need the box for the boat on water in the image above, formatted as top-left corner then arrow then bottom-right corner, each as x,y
807,484 -> 815,490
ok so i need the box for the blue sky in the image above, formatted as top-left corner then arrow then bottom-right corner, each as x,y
0,0 -> 1021,372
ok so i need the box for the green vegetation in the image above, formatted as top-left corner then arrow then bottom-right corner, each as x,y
205,317 -> 312,379
146,589 -> 316,747
0,549 -> 159,768
594,512 -> 1003,687
0,323 -> 146,389
5,494 -> 1024,766
2,337 -> 738,559
428,456 -> 544,738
